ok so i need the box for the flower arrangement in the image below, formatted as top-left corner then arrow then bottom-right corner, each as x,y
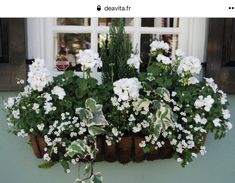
4,20 -> 232,183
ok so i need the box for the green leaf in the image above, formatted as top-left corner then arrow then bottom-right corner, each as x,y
85,98 -> 97,113
38,161 -> 56,169
59,160 -> 70,173
84,163 -> 91,174
91,172 -> 103,183
78,78 -> 88,92
88,126 -> 106,136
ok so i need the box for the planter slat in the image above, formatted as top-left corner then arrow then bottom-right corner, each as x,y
29,134 -> 42,159
133,135 -> 145,162
118,136 -> 132,164
104,142 -> 117,162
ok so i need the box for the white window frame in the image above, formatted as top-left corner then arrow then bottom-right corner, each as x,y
27,18 -> 207,80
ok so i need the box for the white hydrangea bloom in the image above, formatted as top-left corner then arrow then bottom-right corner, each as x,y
51,86 -> 66,100
150,40 -> 169,52
177,56 -> 202,75
156,54 -> 172,65
127,54 -> 142,70
27,58 -> 53,92
76,49 -> 102,71
205,78 -> 218,93
113,78 -> 142,102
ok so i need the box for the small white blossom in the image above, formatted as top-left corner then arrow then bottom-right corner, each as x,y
37,123 -> 45,131
156,54 -> 171,65
43,153 -> 51,161
112,128 -> 119,137
222,109 -> 231,119
139,141 -> 146,148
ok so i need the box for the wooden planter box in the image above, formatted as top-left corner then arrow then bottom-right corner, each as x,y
29,134 -> 206,164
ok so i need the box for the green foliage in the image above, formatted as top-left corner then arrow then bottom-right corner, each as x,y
101,18 -> 133,83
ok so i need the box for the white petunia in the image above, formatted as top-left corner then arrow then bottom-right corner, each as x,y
222,109 -> 231,119
213,118 -> 221,127
205,78 -> 218,93
127,54 -> 142,70
51,86 -> 66,100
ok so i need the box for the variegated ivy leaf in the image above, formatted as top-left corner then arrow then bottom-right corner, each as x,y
133,98 -> 151,112
88,126 -> 106,136
90,172 -> 103,183
76,107 -> 94,121
67,139 -> 87,158
85,98 -> 97,113
86,105 -> 109,127
155,87 -> 171,102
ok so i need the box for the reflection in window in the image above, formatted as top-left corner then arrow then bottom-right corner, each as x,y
141,18 -> 179,27
57,18 -> 91,26
56,33 -> 91,71
98,18 -> 134,26
140,34 -> 178,71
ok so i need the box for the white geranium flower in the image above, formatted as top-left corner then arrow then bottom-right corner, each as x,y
44,102 -> 55,114
222,109 -> 231,119
194,96 -> 205,108
76,49 -> 102,71
27,58 -> 53,92
194,114 -> 207,125
203,95 -> 214,112
51,86 -> 66,100
150,40 -> 169,52
127,54 -> 142,70
205,78 -> 218,93
156,54 -> 171,65
175,49 -> 184,58
132,124 -> 142,133
213,118 -> 221,127
113,78 -> 142,102
177,56 -> 202,75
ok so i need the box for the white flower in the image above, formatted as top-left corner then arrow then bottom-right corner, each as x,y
128,114 -> 136,122
188,77 -> 199,85
44,102 -> 55,114
194,114 -> 207,125
156,54 -> 171,65
4,97 -> 15,109
177,56 -> 201,75
218,90 -> 227,104
37,123 -> 45,131
150,40 -> 169,52
177,158 -> 183,162
32,103 -> 39,110
222,109 -> 231,119
112,128 -> 119,137
141,120 -> 149,128
194,96 -> 204,108
132,124 -> 142,133
171,91 -> 177,97
12,109 -> 20,119
170,139 -> 177,145
113,78 -> 142,102
205,78 -> 218,93
213,118 -> 221,127
200,146 -> 207,155
76,49 -> 102,71
27,58 -> 53,92
127,54 -> 142,70
17,129 -> 28,137
139,141 -> 146,148
175,49 -> 184,58
43,153 -> 51,161
225,122 -> 233,130
194,95 -> 214,112
51,86 -> 66,100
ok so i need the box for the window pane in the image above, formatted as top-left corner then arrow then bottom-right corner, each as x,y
57,18 -> 91,26
56,33 -> 91,71
141,18 -> 179,27
140,34 -> 178,71
98,18 -> 134,26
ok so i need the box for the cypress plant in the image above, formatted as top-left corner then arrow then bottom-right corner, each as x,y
101,18 -> 135,84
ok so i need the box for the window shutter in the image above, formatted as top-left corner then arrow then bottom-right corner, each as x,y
206,18 -> 235,94
0,18 -> 26,91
